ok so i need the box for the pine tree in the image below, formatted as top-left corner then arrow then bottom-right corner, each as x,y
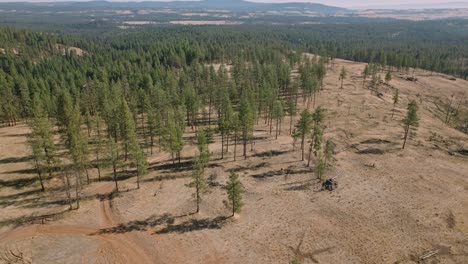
107,136 -> 120,192
307,107 -> 325,167
402,100 -> 419,149
286,99 -> 297,135
239,93 -> 255,160
392,89 -> 399,119
226,171 -> 244,217
28,105 -> 57,192
271,100 -> 284,139
315,157 -> 326,181
93,115 -> 104,181
294,110 -> 312,161
162,110 -> 184,164
189,129 -> 209,213
362,65 -> 369,88
385,71 -> 392,84
324,139 -> 335,168
131,144 -> 147,190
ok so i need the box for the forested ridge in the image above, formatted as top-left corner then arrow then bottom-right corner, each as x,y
0,23 -> 467,207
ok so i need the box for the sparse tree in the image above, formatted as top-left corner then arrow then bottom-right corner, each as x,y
107,136 -> 120,192
271,100 -> 284,139
362,65 -> 369,88
239,93 -> 255,159
188,130 -> 209,213
385,71 -> 392,84
28,106 -> 57,192
226,171 -> 244,217
324,139 -> 335,167
315,157 -> 326,181
294,110 -> 312,161
402,100 -> 419,149
161,110 -> 184,164
391,89 -> 399,119
286,99 -> 297,135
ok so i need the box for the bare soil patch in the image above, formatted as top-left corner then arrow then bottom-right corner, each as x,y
1,57 -> 467,263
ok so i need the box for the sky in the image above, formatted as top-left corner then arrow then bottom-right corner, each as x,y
0,0 -> 466,9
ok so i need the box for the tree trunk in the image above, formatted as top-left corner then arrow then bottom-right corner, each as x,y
234,134 -> 237,161
226,133 -> 229,153
275,119 -> 279,139
85,168 -> 90,184
221,131 -> 224,159
34,158 -> 45,192
290,114 -> 293,135
301,134 -> 305,161
232,200 -> 235,217
402,124 -> 409,149
113,162 -> 119,192
196,185 -> 200,214
243,133 -> 247,160
136,172 -> 140,190
150,135 -> 154,155
208,97 -> 212,127
307,142 -> 313,167
75,173 -> 80,210
64,171 -> 72,210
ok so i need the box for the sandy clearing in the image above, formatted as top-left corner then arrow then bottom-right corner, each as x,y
0,56 -> 467,263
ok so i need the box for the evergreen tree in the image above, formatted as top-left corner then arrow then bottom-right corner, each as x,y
315,157 -> 326,181
286,99 -> 297,135
239,93 -> 255,159
189,129 -> 209,213
385,71 -> 392,84
107,136 -> 121,192
161,110 -> 184,164
392,89 -> 399,119
402,100 -> 419,149
362,65 -> 369,88
28,106 -> 57,192
226,171 -> 244,217
271,100 -> 284,139
294,110 -> 312,161
324,139 -> 335,168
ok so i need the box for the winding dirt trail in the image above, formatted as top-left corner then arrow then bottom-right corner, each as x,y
0,183 -> 157,263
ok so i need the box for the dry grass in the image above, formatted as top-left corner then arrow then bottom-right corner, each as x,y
0,58 -> 467,263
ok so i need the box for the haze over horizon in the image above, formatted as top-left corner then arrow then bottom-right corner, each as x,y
0,0 -> 466,9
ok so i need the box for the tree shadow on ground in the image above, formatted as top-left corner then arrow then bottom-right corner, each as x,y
253,150 -> 290,158
0,156 -> 33,164
150,160 -> 194,172
1,168 -> 37,175
252,168 -> 311,179
0,177 -> 38,189
231,162 -> 269,173
282,179 -> 316,191
96,214 -> 176,234
288,233 -> 335,263
154,216 -> 228,235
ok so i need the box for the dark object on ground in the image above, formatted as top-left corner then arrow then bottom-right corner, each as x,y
406,77 -> 418,82
322,179 -> 338,191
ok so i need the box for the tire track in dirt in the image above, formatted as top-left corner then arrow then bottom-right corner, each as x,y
0,183 -> 156,263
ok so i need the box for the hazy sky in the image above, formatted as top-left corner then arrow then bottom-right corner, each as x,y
0,0 -> 465,9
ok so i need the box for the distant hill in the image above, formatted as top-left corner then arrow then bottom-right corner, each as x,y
0,0 -> 352,15
354,2 -> 468,9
